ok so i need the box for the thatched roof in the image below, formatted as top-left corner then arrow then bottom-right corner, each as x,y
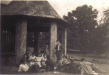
1,1 -> 60,19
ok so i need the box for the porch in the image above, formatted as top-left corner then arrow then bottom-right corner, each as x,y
1,15 -> 68,66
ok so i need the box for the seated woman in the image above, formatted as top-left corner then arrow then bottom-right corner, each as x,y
18,47 -> 36,72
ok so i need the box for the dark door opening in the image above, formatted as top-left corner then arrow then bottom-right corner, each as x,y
27,27 -> 50,56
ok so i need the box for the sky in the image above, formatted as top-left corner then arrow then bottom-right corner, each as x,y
1,0 -> 109,20
48,0 -> 109,20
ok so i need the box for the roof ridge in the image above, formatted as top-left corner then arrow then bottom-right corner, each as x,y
1,1 -> 61,19
1,0 -> 47,4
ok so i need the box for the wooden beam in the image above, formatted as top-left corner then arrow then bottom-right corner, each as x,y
15,20 -> 27,65
50,22 -> 57,64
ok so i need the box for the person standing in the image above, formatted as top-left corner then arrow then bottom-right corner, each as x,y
55,41 -> 62,61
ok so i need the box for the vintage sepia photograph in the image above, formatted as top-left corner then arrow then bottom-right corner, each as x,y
0,0 -> 109,75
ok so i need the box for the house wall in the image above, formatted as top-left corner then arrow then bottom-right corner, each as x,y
1,16 -> 16,65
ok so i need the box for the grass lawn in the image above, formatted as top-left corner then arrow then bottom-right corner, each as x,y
68,52 -> 109,75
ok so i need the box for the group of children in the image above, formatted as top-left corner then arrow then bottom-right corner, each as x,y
18,47 -> 47,72
17,41 -> 63,72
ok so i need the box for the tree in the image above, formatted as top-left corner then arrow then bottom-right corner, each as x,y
100,8 -> 109,56
103,8 -> 109,25
64,5 -> 98,52
89,8 -> 109,55
64,5 -> 98,31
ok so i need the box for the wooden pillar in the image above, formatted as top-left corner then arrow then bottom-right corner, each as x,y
65,28 -> 67,56
50,22 -> 57,64
62,28 -> 67,56
15,20 -> 27,64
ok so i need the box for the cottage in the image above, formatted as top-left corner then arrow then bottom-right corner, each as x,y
0,0 -> 68,66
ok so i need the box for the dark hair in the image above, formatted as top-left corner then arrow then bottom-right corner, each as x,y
81,58 -> 85,61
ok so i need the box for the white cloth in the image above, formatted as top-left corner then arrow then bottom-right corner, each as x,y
18,54 -> 47,72
18,64 -> 29,72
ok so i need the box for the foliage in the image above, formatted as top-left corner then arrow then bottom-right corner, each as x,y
103,9 -> 109,24
100,8 -> 109,54
64,5 -> 98,31
64,5 -> 99,52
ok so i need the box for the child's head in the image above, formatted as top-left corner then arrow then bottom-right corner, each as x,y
26,47 -> 34,56
81,58 -> 85,61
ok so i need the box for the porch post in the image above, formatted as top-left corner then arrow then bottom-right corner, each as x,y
15,20 -> 27,64
50,22 -> 57,64
65,28 -> 67,56
62,28 -> 67,56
